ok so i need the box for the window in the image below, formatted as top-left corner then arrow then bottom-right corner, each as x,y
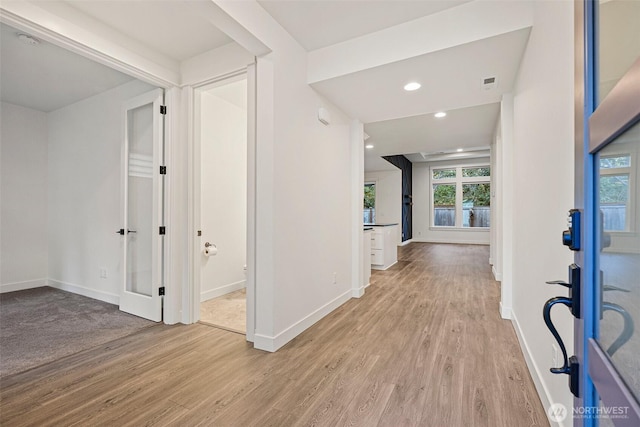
364,182 -> 376,223
431,165 -> 490,228
599,154 -> 631,231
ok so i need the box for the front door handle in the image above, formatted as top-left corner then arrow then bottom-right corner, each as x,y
542,263 -> 582,397
543,297 -> 573,374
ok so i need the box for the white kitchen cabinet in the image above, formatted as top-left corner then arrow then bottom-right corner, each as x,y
369,224 -> 398,270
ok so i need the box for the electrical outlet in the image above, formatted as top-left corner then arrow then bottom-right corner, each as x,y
100,267 -> 108,279
552,344 -> 559,366
333,272 -> 337,284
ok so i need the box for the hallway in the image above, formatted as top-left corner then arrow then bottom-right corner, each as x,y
0,243 -> 548,426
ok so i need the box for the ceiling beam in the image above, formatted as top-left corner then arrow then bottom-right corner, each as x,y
307,0 -> 533,85
0,1 -> 181,87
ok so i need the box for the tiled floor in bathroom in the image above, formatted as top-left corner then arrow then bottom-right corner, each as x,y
199,289 -> 246,334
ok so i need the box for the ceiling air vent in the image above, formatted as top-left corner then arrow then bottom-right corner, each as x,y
482,76 -> 497,90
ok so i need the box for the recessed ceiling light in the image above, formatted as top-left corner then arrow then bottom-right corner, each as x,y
434,111 -> 447,118
17,33 -> 40,46
365,144 -> 374,149
456,148 -> 464,152
404,82 -> 421,91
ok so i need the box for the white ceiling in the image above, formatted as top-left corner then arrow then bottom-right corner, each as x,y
311,28 -> 530,124
0,23 -> 135,112
364,103 -> 500,155
258,0 -> 471,51
256,1 -> 532,171
65,0 -> 233,62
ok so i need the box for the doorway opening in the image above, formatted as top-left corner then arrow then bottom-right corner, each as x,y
194,74 -> 249,335
0,21 -> 166,376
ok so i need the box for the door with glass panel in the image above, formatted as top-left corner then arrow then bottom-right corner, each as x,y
118,89 -> 164,322
543,2 -> 639,426
584,0 -> 640,425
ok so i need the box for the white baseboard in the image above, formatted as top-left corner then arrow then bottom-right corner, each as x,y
0,278 -> 47,293
492,265 -> 503,281
48,279 -> 119,305
371,260 -> 398,271
411,238 -> 489,245
201,280 -> 246,302
499,301 -> 511,319
399,239 -> 413,246
511,311 -> 564,427
352,286 -> 365,298
253,289 -> 352,352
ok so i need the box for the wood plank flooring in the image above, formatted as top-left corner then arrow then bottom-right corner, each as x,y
0,243 -> 549,427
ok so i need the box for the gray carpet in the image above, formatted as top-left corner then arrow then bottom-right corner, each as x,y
0,286 -> 155,377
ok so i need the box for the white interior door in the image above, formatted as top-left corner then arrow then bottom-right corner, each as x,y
119,88 -> 164,322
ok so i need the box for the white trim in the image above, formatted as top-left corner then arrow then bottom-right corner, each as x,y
188,69 -> 257,342
510,311 -> 566,427
412,238 -> 490,246
428,226 -> 490,232
0,278 -> 47,293
499,301 -> 511,319
0,7 -> 178,88
492,265 -> 503,281
398,239 -> 413,246
351,120 -> 365,315
371,260 -> 398,271
48,279 -> 120,305
201,280 -> 246,302
352,286 -> 365,298
245,63 -> 257,343
253,290 -> 352,352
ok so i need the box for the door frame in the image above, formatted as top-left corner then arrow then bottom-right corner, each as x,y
0,10 -> 178,322
187,66 -> 257,342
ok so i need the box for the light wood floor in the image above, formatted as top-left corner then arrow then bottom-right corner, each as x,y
0,243 -> 548,426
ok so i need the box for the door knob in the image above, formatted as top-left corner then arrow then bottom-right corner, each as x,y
116,229 -> 125,235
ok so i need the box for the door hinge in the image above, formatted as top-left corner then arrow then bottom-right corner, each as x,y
160,105 -> 167,115
160,165 -> 167,175
159,226 -> 166,235
159,287 -> 165,296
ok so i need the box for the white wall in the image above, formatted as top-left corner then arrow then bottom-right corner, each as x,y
507,1 -> 575,423
47,80 -> 156,304
412,161 -> 491,245
199,84 -> 247,302
364,169 -> 402,244
213,1 -> 357,351
0,103 -> 48,291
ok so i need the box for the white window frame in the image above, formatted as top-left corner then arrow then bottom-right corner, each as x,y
430,164 -> 491,230
364,180 -> 377,224
599,148 -> 637,234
